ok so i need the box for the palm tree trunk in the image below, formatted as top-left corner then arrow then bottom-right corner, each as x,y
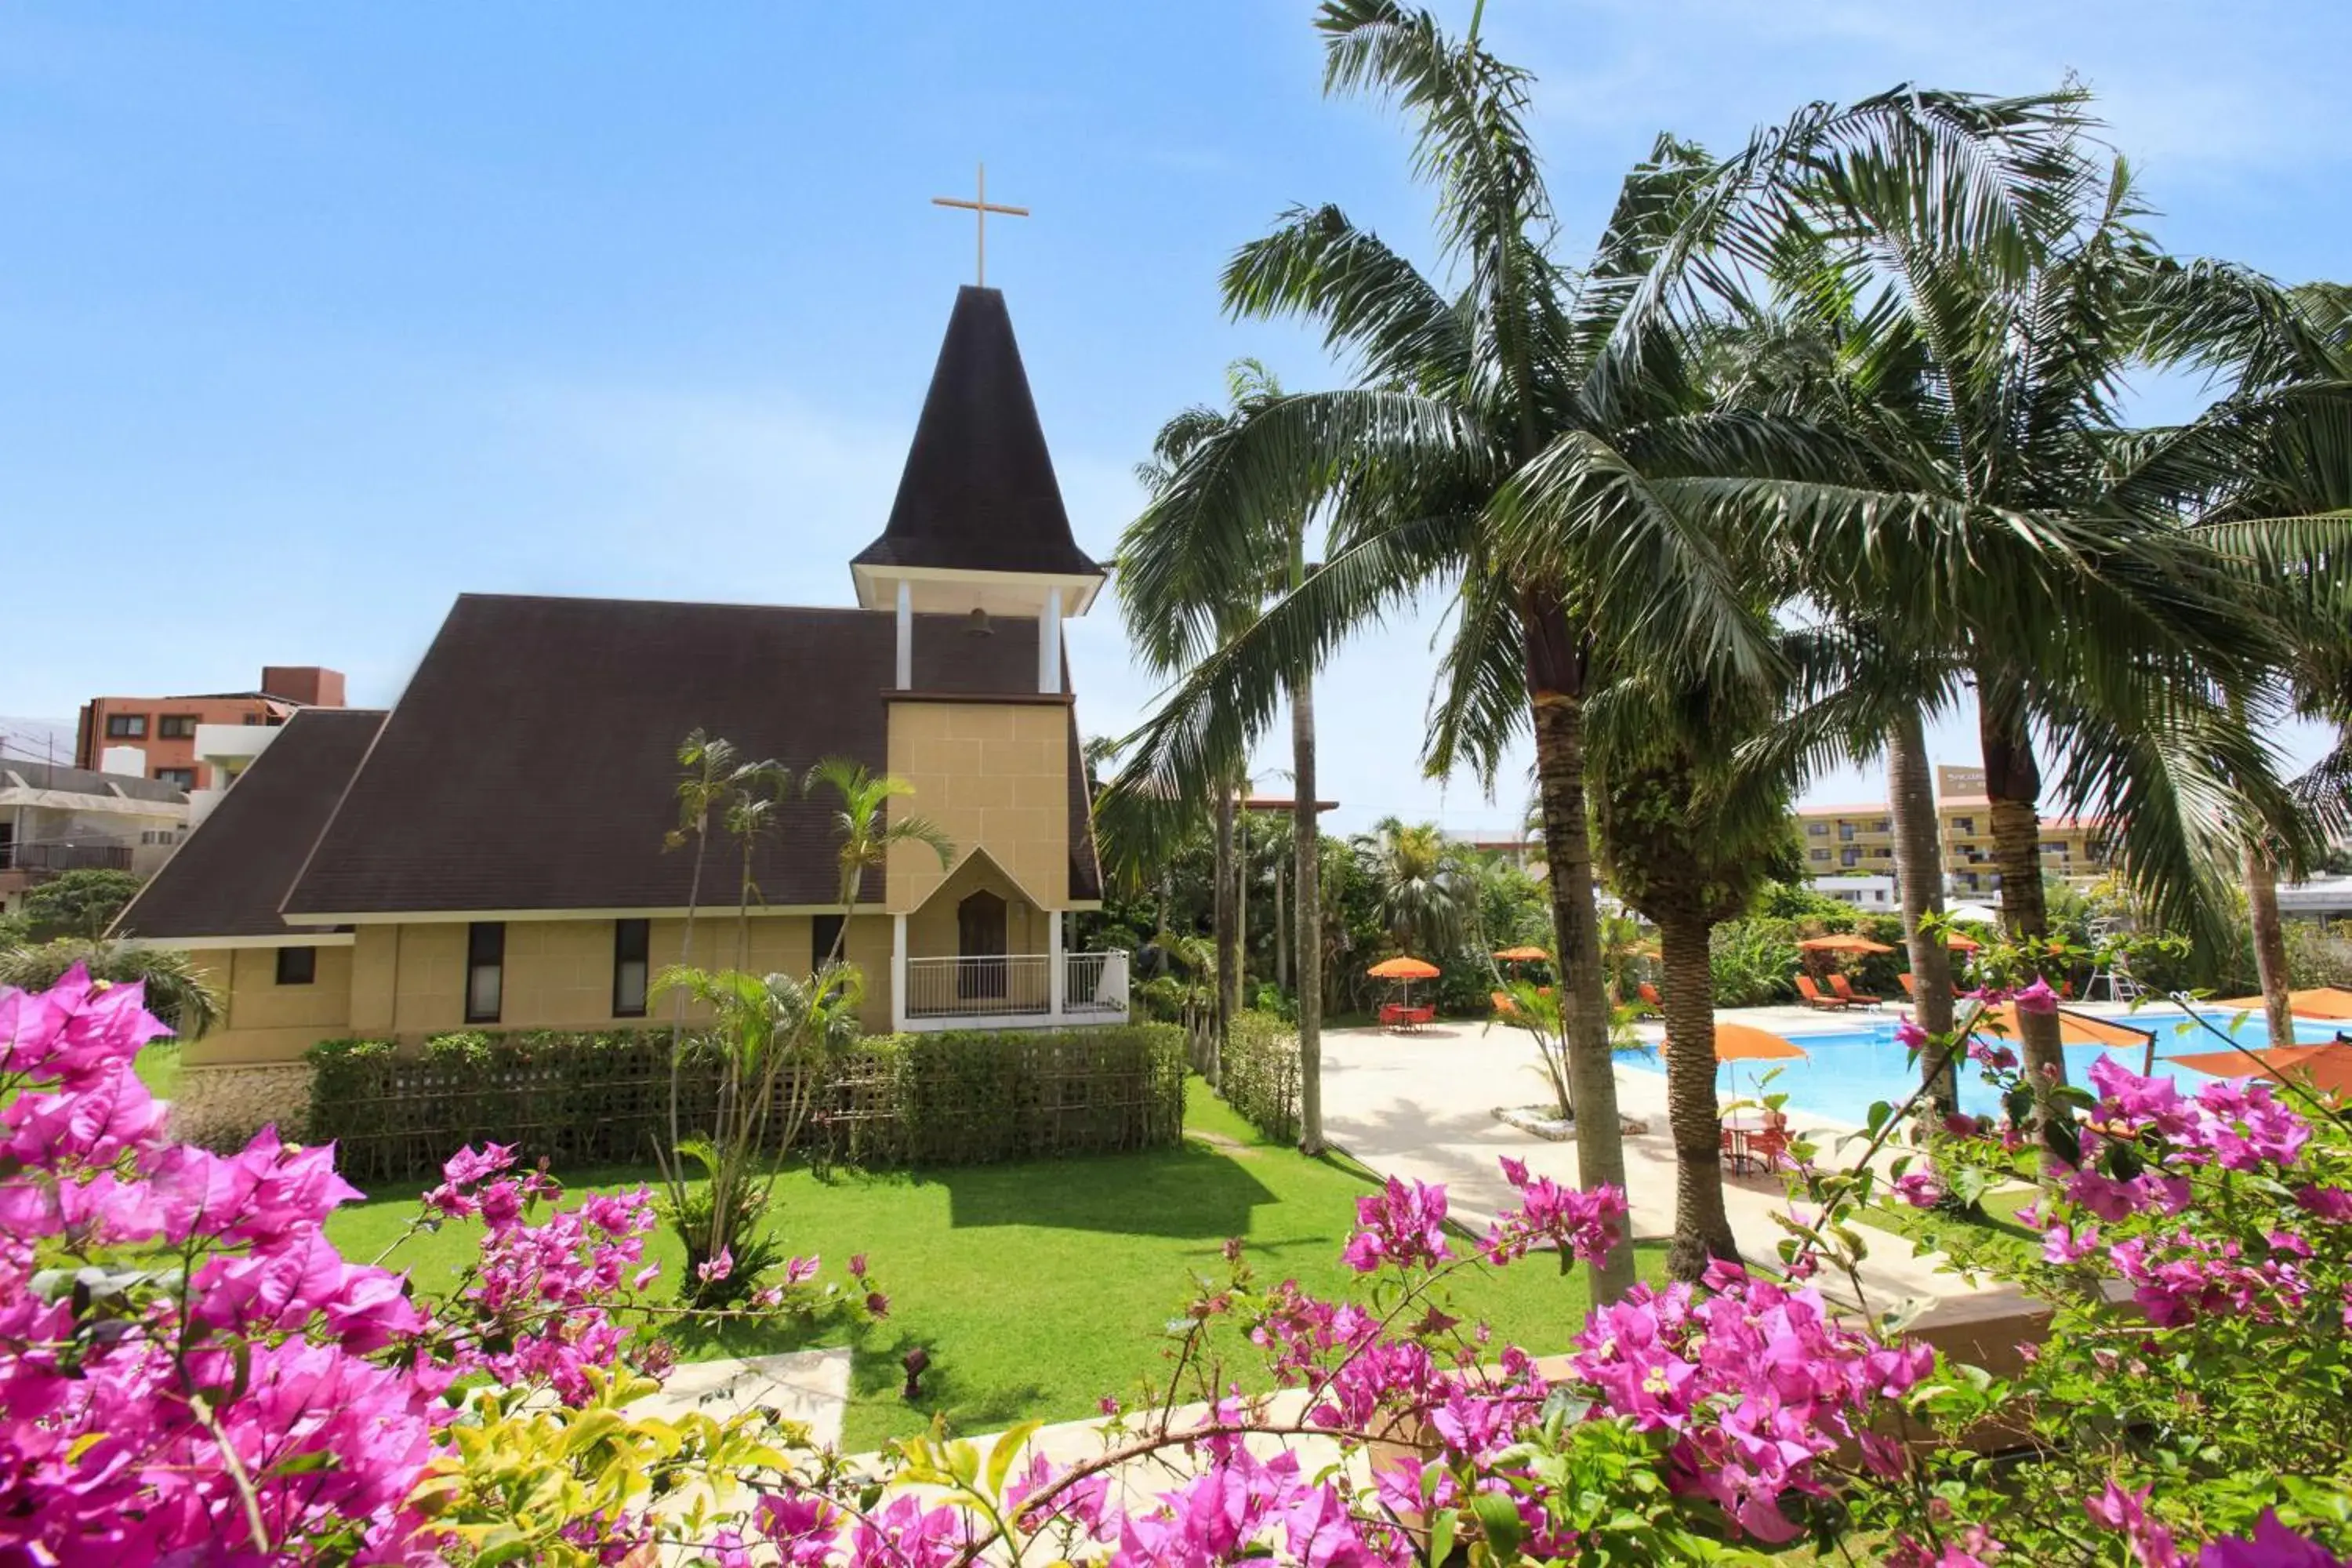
1236,805 -> 1250,1001
1979,684 -> 2067,1155
1657,909 -> 1740,1282
1212,782 -> 1238,1086
1293,653 -> 1324,1156
1887,706 -> 1957,1105
1274,854 -> 1289,993
1523,590 -> 1635,1303
2245,837 -> 2295,1048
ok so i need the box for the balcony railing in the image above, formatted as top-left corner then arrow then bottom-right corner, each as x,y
902,952 -> 1131,1024
0,840 -> 134,874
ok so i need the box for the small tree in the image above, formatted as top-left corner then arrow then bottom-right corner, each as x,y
21,868 -> 143,941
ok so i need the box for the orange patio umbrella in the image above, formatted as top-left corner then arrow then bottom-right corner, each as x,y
1492,946 -> 1549,963
2170,1041 -> 2352,1100
1944,933 -> 1982,953
1798,934 -> 1895,955
1367,954 -> 1441,1007
1711,1022 -> 1809,1062
1974,1003 -> 2152,1050
2212,987 -> 2352,1021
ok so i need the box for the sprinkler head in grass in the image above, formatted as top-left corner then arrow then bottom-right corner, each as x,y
902,1345 -> 931,1400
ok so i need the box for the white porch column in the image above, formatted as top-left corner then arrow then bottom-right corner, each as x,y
1039,586 -> 1062,694
1048,909 -> 1065,1020
891,912 -> 909,1032
895,580 -> 913,688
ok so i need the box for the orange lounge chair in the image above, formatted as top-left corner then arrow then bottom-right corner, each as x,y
1491,990 -> 1522,1022
1635,982 -> 1664,1018
1794,975 -> 1853,1010
1829,973 -> 1883,1007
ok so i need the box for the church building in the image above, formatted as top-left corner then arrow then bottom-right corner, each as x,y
114,286 -> 1123,1142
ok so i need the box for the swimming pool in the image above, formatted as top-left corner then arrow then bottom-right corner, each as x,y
1624,1008 -> 2346,1128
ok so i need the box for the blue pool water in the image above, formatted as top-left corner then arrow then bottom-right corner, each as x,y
1624,1009 -> 2347,1127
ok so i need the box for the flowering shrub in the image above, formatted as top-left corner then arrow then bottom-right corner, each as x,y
7,964 -> 2349,1563
1827,953 -> 2352,1564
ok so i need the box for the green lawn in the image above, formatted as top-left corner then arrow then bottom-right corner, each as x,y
1860,1185 -> 2040,1277
138,1043 -> 181,1100
325,1079 -> 1659,1449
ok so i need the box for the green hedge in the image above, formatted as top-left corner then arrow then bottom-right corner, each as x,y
305,1023 -> 1185,1185
1219,1010 -> 1301,1145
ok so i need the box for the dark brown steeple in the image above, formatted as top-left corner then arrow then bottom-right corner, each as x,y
851,286 -> 1102,579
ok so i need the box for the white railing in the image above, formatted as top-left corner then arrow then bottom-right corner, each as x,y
1063,950 -> 1129,1016
902,952 -> 1130,1022
906,955 -> 1051,1018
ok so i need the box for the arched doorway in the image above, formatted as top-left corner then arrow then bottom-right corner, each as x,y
957,888 -> 1007,1000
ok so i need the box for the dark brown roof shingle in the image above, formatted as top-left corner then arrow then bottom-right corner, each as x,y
281,594 -> 1097,917
111,708 -> 386,940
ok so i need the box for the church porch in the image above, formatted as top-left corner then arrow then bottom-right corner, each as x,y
887,853 -> 1127,1032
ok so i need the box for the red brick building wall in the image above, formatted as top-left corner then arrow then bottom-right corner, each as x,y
73,667 -> 345,790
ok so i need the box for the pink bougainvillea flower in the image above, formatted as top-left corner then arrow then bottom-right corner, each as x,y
2194,1512 -> 2346,1566
2293,1184 -> 2352,1224
1342,1177 -> 1454,1274
1893,1171 -> 1943,1210
2013,978 -> 2059,1014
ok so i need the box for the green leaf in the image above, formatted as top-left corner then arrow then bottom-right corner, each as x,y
1470,1490 -> 1525,1559
1430,1507 -> 1458,1565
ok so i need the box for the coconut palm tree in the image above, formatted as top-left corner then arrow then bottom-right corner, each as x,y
2135,265 -> 2352,1044
1589,665 -> 1802,1281
1123,358 -> 1329,1145
1103,1 -> 2092,1298
1555,109 -> 2326,1127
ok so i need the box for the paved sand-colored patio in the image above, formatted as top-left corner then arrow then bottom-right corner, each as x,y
1316,1012 -> 1991,1313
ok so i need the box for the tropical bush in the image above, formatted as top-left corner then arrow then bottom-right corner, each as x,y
1218,1007 -> 1301,1144
0,936 -> 220,1038
307,1022 -> 1189,1183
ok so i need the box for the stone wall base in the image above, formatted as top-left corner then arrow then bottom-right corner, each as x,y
170,1063 -> 314,1152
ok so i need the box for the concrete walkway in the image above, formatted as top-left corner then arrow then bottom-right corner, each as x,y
1318,1016 -> 1984,1314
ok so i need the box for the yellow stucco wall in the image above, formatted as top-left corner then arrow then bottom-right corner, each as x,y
183,945 -> 358,1067
905,853 -> 1046,960
184,912 -> 897,1065
885,701 -> 1068,915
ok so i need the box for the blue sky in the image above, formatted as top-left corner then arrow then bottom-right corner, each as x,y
3,2 -> 2343,832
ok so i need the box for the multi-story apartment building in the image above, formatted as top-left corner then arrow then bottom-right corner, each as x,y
1792,765 -> 2112,899
1934,764 -> 2111,896
74,666 -> 346,790
1793,803 -> 1900,876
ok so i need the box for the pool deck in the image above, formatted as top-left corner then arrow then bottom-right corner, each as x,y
1318,1011 -> 2005,1316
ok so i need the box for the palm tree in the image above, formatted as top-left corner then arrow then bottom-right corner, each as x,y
2136,265 -> 2352,1044
1123,358 -> 1327,1145
1590,644 -> 1804,1279
0,938 -> 222,1041
801,755 -> 955,965
722,759 -> 792,971
1104,2 -> 2086,1299
1586,106 -> 2326,1132
1357,818 -> 1468,956
652,760 -> 949,1303
662,729 -> 739,1163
